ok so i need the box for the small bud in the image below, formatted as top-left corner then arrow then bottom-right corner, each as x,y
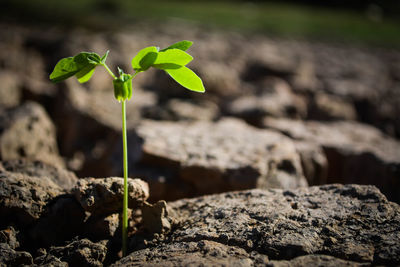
113,69 -> 132,102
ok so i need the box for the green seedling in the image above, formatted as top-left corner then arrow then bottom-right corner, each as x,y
49,40 -> 205,256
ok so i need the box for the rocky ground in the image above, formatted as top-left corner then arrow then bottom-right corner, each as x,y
0,22 -> 399,266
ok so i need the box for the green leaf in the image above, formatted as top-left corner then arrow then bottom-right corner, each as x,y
165,66 -> 205,93
49,57 -> 79,83
74,52 -> 102,66
153,49 -> 193,67
160,40 -> 193,52
101,50 -> 109,64
75,65 -> 96,83
131,46 -> 158,72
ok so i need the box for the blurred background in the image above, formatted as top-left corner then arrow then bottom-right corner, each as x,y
0,0 -> 399,203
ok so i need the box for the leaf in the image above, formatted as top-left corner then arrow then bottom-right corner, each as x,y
165,66 -> 205,93
153,49 -> 193,66
101,50 -> 109,64
131,46 -> 158,72
74,52 -> 102,66
49,57 -> 79,83
75,64 -> 96,83
160,40 -> 193,52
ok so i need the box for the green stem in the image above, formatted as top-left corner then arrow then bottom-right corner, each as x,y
102,63 -> 117,79
121,100 -> 128,256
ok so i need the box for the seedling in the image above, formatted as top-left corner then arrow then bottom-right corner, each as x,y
49,40 -> 205,256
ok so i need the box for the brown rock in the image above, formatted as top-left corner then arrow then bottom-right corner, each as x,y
0,71 -> 21,109
135,118 -> 307,200
0,102 -> 64,167
72,177 -> 149,218
0,243 -> 33,267
0,171 -> 63,227
308,93 -> 357,121
168,184 -> 400,265
263,118 -> 400,203
1,159 -> 78,191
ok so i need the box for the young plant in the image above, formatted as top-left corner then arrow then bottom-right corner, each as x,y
49,40 -> 205,256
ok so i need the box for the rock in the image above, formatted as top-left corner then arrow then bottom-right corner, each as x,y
53,82 -> 156,177
226,78 -> 307,126
0,226 -> 19,249
34,253 -> 68,267
294,141 -> 328,185
0,71 -> 21,109
308,93 -> 357,121
0,243 -> 33,267
166,184 -> 400,265
46,239 -> 107,267
268,254 -> 368,266
134,118 -> 307,200
84,213 -> 120,241
0,171 -> 63,227
113,240 -> 269,267
29,195 -> 86,247
0,102 -> 64,167
1,159 -> 78,191
141,200 -> 177,234
263,118 -> 400,203
72,177 -> 149,218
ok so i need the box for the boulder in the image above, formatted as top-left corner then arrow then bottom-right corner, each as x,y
0,170 -> 63,227
263,118 -> 400,203
115,184 -> 399,265
1,159 -> 78,191
0,102 -> 64,167
72,177 -> 149,218
134,118 -> 307,200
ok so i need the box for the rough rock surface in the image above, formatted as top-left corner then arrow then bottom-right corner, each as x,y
0,170 -> 63,227
0,102 -> 64,167
43,239 -> 107,267
72,177 -> 149,218
263,117 -> 400,203
113,184 -> 399,266
1,159 -> 78,190
134,118 -> 307,200
0,243 -> 33,267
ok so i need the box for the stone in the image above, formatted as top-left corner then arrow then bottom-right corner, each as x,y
1,159 -> 78,191
0,71 -> 21,109
34,253 -> 68,267
0,226 -> 19,249
0,102 -> 64,167
308,93 -> 357,121
0,171 -> 63,227
134,118 -> 307,200
0,243 -> 33,267
46,239 -> 107,267
226,78 -> 307,126
141,200 -> 177,234
263,117 -> 400,203
268,254 -> 368,266
166,184 -> 400,265
112,240 -> 269,267
72,177 -> 149,218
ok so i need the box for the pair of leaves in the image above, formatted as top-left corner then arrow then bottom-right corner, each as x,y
50,51 -> 108,83
131,40 -> 205,93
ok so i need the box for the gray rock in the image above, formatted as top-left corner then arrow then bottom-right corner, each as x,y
0,243 -> 33,267
263,118 -> 400,203
308,93 -> 357,121
1,159 -> 78,191
268,254 -> 368,266
46,239 -> 107,267
0,171 -> 63,227
34,253 -> 68,267
166,184 -> 399,265
135,118 -> 307,200
226,78 -> 307,125
0,102 -> 64,167
113,240 -> 269,267
0,226 -> 19,249
72,177 -> 149,218
0,71 -> 21,109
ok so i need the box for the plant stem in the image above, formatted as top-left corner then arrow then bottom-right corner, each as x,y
102,63 -> 117,79
121,100 -> 128,256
